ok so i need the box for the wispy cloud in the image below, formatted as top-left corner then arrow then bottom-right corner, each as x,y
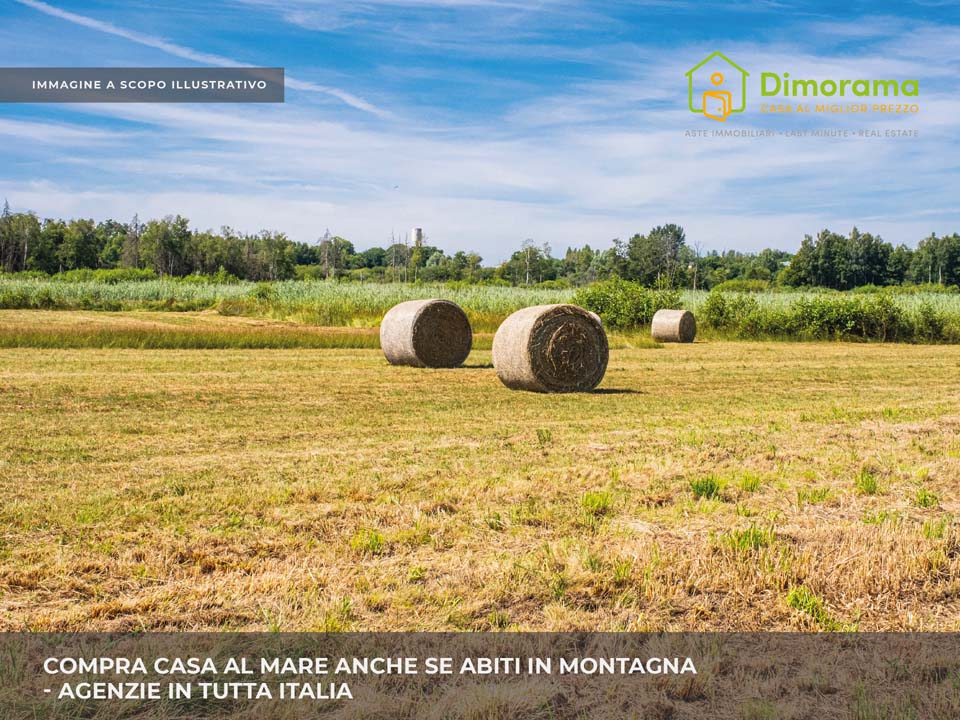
3,0 -> 959,258
237,0 -> 615,49
0,117 -> 129,144
13,0 -> 391,118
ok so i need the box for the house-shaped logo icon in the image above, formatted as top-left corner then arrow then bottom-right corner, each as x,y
685,52 -> 749,121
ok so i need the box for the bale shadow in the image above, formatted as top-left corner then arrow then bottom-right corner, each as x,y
592,388 -> 643,395
463,363 -> 494,369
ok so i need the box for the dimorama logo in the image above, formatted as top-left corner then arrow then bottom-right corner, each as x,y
685,51 -> 748,122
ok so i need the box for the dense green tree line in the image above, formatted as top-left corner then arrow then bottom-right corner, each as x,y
1,202 -> 958,290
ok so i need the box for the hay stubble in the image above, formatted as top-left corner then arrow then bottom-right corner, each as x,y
1,334 -> 958,632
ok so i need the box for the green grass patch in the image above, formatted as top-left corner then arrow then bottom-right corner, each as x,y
862,510 -> 898,526
786,585 -> 852,631
350,528 -> 387,556
797,487 -> 831,507
488,610 -> 510,630
581,490 -> 613,517
484,511 -> 506,532
915,487 -> 940,509
921,517 -> 950,540
737,472 -> 763,493
853,685 -> 920,720
739,700 -> 779,720
718,524 -> 776,552
690,476 -> 723,500
855,469 -> 881,495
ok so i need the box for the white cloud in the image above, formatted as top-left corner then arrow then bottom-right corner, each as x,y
13,0 -> 391,118
0,117 -> 130,144
5,3 -> 960,259
6,180 -> 955,261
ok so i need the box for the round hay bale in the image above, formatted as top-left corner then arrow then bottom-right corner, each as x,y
380,299 -> 472,368
651,309 -> 696,343
493,304 -> 608,393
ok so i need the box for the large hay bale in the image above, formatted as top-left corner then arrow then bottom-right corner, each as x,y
651,309 -> 696,343
493,304 -> 608,393
380,299 -> 472,368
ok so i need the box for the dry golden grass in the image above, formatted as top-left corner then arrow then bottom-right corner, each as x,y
0,310 -> 382,349
1,320 -> 959,631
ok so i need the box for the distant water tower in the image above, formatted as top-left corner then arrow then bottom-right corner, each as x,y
411,227 -> 423,247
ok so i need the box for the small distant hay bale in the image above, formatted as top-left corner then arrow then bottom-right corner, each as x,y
380,299 -> 472,368
493,304 -> 608,393
651,309 -> 696,343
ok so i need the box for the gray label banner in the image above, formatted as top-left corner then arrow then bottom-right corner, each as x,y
0,67 -> 284,103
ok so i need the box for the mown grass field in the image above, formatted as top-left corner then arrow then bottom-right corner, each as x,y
0,310 -> 383,349
0,310 -> 660,351
1,313 -> 958,632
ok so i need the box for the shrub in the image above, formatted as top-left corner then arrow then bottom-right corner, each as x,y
294,265 -> 326,281
179,269 -> 240,285
700,291 -> 759,331
712,279 -> 770,293
0,270 -> 48,280
888,283 -> 959,295
857,294 -> 904,340
912,302 -> 945,342
700,290 -> 909,341
251,282 -> 277,302
574,278 -> 681,329
54,268 -> 157,284
534,279 -> 571,290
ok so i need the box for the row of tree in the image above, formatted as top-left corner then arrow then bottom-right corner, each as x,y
0,207 -> 299,282
494,224 -> 945,290
1,202 -> 958,289
782,228 -> 960,289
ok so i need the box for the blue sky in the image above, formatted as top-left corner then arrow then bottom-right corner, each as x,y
1,0 -> 959,261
